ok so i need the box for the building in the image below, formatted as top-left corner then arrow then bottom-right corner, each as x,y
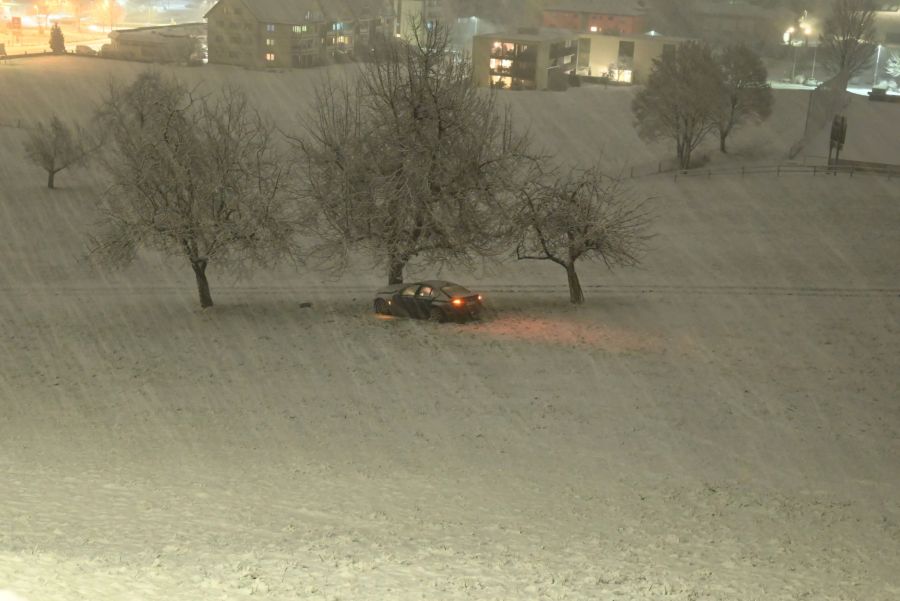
580,32 -> 686,84
875,3 -> 900,46
542,0 -> 647,35
395,0 -> 445,40
205,0 -> 394,69
472,28 -> 583,91
692,1 -> 791,49
101,23 -> 207,64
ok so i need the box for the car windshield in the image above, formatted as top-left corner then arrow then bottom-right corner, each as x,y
442,285 -> 472,297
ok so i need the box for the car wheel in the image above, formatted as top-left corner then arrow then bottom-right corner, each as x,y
429,307 -> 445,323
374,299 -> 390,315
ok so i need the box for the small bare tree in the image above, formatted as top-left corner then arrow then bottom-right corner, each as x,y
89,71 -> 301,308
821,0 -> 878,82
294,19 -> 531,284
632,41 -> 724,169
716,44 -> 773,153
23,115 -> 90,189
516,165 -> 653,304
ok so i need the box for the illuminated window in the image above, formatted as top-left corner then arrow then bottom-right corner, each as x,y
265,52 -> 275,61
590,26 -> 598,32
293,25 -> 307,33
609,68 -> 633,83
266,23 -> 275,32
266,38 -> 275,47
490,75 -> 512,89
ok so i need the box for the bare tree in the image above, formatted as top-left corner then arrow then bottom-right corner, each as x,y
632,41 -> 724,169
821,0 -> 878,82
22,115 -> 90,189
516,165 -> 653,305
886,50 -> 900,79
89,71 -> 301,308
716,44 -> 773,153
294,19 -> 531,285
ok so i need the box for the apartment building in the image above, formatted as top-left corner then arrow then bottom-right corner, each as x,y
542,0 -> 648,35
205,0 -> 394,69
472,28 -> 583,91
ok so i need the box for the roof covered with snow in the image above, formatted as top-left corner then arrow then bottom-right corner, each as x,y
544,0 -> 647,17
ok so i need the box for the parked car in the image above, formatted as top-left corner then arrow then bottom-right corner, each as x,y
374,280 -> 483,322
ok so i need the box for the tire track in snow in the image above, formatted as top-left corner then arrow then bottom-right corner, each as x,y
2,284 -> 898,298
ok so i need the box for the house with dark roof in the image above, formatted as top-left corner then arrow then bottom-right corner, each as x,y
205,0 -> 394,69
542,0 -> 648,35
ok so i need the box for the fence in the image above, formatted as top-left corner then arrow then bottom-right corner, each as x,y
649,162 -> 900,182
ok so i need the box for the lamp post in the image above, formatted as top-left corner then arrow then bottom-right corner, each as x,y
785,26 -> 798,82
873,44 -> 883,88
803,25 -> 814,84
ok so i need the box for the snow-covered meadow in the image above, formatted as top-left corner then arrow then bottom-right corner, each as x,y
1,56 -> 899,600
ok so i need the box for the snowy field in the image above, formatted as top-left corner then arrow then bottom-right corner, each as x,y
1,56 -> 899,600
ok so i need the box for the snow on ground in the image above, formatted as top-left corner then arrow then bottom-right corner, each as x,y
1,56 -> 899,600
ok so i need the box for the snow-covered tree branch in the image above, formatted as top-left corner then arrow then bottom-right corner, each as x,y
88,71 -> 302,308
293,18 -> 533,285
516,164 -> 654,304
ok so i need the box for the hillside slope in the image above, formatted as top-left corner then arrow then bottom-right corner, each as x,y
0,56 -> 899,601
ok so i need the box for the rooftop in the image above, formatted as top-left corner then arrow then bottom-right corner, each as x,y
205,0 -> 393,24
544,0 -> 647,17
474,27 -> 580,43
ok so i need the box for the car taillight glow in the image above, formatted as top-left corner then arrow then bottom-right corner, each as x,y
451,298 -> 464,306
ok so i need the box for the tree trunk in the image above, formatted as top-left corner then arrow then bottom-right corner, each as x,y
719,130 -> 728,153
191,258 -> 214,308
388,254 -> 406,285
47,170 -> 56,189
565,262 -> 584,304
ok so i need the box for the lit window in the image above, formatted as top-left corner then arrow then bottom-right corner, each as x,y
293,25 -> 307,33
590,26 -> 598,32
266,38 -> 275,47
265,53 -> 275,61
266,23 -> 275,32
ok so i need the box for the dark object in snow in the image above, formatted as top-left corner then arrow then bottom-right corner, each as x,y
299,302 -> 313,308
373,280 -> 483,323
868,88 -> 900,103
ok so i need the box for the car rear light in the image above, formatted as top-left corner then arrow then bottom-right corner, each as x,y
451,298 -> 464,306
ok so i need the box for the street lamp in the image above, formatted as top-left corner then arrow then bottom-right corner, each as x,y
872,44 -> 884,89
783,25 -> 795,45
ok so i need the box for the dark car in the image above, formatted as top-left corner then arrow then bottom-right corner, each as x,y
373,280 -> 483,322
